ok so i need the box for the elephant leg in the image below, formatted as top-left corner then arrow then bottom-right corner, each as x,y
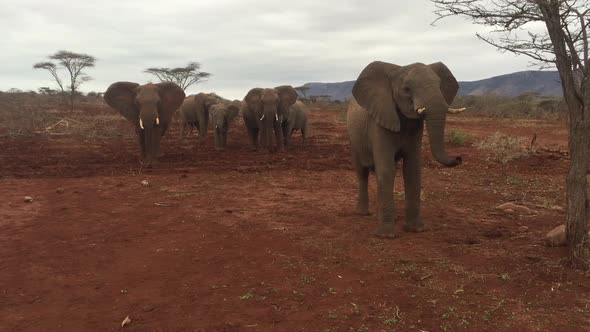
247,127 -> 258,150
214,129 -> 221,150
282,122 -> 290,147
301,122 -> 308,144
199,118 -> 208,144
222,130 -> 228,148
274,121 -> 284,152
374,155 -> 397,239
355,164 -> 370,216
402,149 -> 425,233
253,128 -> 260,150
180,123 -> 186,139
194,120 -> 200,138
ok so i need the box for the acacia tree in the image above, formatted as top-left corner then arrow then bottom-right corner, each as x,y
144,62 -> 211,91
295,85 -> 311,102
432,0 -> 590,269
33,50 -> 96,111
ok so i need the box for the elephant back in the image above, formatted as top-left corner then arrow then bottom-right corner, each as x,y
180,96 -> 198,123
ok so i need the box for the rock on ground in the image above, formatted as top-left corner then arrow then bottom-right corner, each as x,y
496,203 -> 532,214
545,225 -> 566,246
545,225 -> 590,247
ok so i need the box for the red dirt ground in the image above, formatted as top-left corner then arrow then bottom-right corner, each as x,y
1,108 -> 589,332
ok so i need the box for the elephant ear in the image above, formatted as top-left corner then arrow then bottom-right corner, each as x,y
245,88 -> 263,112
352,61 -> 402,132
428,62 -> 459,105
275,85 -> 298,108
104,81 -> 140,122
157,82 -> 185,120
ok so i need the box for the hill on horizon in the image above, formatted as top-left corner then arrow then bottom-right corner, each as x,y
298,70 -> 562,101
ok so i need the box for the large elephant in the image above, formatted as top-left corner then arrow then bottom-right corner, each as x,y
283,100 -> 309,146
242,86 -> 298,152
347,61 -> 466,238
179,92 -> 221,143
210,100 -> 241,150
104,81 -> 185,165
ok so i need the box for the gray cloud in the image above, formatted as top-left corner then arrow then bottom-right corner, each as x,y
1,0 -> 535,99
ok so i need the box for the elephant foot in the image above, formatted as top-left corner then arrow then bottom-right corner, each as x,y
403,223 -> 427,233
374,223 -> 397,239
355,205 -> 370,216
143,160 -> 159,168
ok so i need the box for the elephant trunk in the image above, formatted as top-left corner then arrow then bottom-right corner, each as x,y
263,107 -> 277,151
424,104 -> 462,167
140,109 -> 161,164
144,126 -> 161,163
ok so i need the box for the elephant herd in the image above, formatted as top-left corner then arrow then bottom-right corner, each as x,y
104,83 -> 309,164
104,60 -> 466,239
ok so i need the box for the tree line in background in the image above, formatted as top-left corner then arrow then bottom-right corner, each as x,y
28,50 -> 211,111
17,52 -> 339,108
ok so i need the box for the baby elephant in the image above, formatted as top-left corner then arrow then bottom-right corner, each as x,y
179,92 -> 221,143
210,100 -> 241,150
283,100 -> 309,146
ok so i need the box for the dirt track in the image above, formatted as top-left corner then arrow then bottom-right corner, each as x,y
1,110 -> 588,331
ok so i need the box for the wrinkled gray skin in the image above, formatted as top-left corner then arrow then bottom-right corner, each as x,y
242,86 -> 298,152
283,100 -> 309,146
347,61 -> 464,238
104,81 -> 185,165
210,100 -> 241,150
179,92 -> 221,143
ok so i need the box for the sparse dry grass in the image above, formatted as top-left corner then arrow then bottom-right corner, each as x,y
0,92 -> 131,139
476,132 -> 529,176
452,92 -> 566,120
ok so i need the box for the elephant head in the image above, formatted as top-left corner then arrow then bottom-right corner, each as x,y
210,101 -> 241,150
244,85 -> 298,151
352,61 -> 465,167
211,102 -> 240,132
104,81 -> 185,164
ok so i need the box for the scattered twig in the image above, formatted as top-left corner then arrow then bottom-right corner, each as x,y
420,273 -> 433,281
121,315 -> 131,327
394,305 -> 403,320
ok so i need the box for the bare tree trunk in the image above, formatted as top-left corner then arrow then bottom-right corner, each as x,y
537,1 -> 590,270
566,80 -> 590,270
70,84 -> 75,112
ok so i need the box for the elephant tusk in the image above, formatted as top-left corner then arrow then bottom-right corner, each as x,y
416,107 -> 427,115
139,118 -> 144,129
447,107 -> 466,114
260,114 -> 265,121
155,117 -> 160,125
275,114 -> 278,121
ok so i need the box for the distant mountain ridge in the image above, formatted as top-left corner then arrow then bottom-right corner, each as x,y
298,70 -> 562,101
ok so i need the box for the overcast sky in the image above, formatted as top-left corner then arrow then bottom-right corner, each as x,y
1,0 -> 541,99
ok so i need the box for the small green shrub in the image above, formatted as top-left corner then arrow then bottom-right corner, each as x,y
447,130 -> 472,146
